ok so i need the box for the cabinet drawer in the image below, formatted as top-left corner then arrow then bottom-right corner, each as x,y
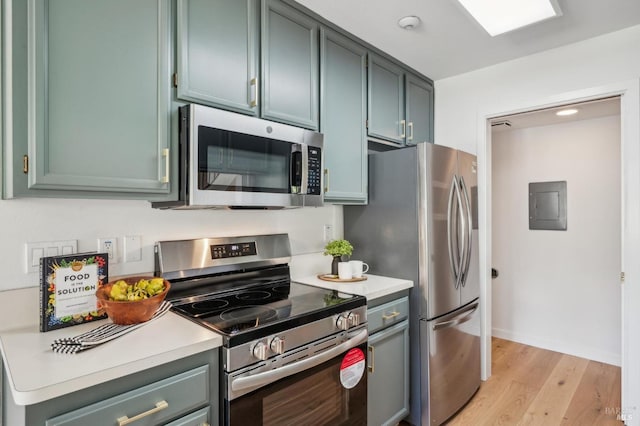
368,296 -> 409,334
46,365 -> 210,426
165,406 -> 211,426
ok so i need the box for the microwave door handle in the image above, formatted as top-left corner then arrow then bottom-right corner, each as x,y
301,145 -> 309,194
231,329 -> 367,394
290,151 -> 302,192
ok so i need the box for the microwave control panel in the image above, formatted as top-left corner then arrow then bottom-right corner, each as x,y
307,147 -> 322,195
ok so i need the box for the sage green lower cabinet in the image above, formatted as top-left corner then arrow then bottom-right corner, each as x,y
6,0 -> 175,199
2,351 -> 218,426
367,296 -> 410,426
261,0 -> 319,130
320,28 -> 367,204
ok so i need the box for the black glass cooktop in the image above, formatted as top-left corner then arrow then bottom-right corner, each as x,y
169,280 -> 366,346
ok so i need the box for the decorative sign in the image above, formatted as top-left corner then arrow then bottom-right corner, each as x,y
40,252 -> 108,332
339,347 -> 366,389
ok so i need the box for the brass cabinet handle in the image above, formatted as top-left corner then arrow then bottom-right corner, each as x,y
408,122 -> 414,141
400,119 -> 406,138
250,77 -> 259,108
368,345 -> 375,373
382,311 -> 400,320
324,168 -> 329,193
161,148 -> 170,184
117,400 -> 168,426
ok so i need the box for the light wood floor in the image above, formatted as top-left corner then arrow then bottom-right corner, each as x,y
445,337 -> 622,425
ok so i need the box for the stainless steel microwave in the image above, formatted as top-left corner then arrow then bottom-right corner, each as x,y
152,104 -> 324,209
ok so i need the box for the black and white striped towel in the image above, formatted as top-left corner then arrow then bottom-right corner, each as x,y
51,301 -> 172,354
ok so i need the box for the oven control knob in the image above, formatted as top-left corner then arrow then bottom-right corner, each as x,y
252,341 -> 269,361
336,314 -> 350,331
270,336 -> 285,355
348,312 -> 360,327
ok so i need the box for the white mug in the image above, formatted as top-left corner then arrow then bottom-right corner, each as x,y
349,260 -> 369,278
338,262 -> 353,280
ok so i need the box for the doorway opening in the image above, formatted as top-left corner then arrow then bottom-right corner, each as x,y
490,96 -> 621,366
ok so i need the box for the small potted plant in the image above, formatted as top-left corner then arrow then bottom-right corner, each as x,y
323,239 -> 354,275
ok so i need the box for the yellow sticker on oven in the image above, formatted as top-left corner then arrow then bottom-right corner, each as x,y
340,348 -> 365,389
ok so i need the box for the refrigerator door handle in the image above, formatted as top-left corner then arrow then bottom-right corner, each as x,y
431,302 -> 478,331
454,175 -> 466,289
447,175 -> 460,287
459,176 -> 473,287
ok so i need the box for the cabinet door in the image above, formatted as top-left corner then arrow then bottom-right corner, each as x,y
367,54 -> 405,144
320,28 -> 367,204
261,0 -> 319,130
406,74 -> 434,145
177,0 -> 259,115
27,0 -> 172,195
368,320 -> 410,426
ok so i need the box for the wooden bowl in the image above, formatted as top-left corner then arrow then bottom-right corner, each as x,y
95,276 -> 170,325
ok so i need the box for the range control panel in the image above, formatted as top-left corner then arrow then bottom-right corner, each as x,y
210,242 -> 257,259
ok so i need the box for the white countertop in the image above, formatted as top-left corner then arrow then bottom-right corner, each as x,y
0,272 -> 411,407
295,274 -> 413,301
0,312 -> 222,406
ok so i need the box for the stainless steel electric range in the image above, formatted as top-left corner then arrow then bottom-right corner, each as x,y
154,234 -> 368,426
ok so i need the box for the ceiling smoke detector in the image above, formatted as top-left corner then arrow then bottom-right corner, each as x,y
398,16 -> 421,30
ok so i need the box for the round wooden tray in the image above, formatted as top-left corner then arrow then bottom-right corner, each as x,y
317,274 -> 367,283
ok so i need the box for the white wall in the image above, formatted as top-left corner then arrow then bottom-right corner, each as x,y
435,25 -> 640,155
492,115 -> 621,365
0,199 -> 342,292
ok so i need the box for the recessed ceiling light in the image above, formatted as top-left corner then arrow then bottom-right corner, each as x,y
456,0 -> 562,36
398,16 -> 421,30
556,108 -> 579,116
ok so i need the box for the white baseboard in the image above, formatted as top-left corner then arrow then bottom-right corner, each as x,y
492,327 -> 621,367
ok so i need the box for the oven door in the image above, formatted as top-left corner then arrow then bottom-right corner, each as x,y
225,329 -> 367,426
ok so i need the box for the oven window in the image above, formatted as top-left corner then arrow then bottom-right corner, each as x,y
197,126 -> 292,193
227,343 -> 367,426
263,367 -> 345,425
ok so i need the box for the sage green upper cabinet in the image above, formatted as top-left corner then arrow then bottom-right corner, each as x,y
261,0 -> 319,130
367,54 -> 405,144
320,28 -> 367,204
368,54 -> 434,146
405,73 -> 434,145
11,0 -> 173,198
177,0 -> 259,115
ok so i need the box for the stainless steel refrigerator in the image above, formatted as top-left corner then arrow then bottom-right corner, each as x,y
345,142 -> 480,426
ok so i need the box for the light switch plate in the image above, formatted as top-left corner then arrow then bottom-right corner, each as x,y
25,240 -> 78,273
123,235 -> 142,262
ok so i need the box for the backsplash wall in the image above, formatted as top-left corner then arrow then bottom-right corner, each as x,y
0,197 -> 342,291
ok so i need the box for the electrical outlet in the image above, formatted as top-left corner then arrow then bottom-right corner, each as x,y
98,238 -> 118,264
323,224 -> 333,242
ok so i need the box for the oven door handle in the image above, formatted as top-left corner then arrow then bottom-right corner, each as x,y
231,329 -> 367,394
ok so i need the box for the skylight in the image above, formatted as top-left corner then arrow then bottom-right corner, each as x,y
457,0 -> 562,36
